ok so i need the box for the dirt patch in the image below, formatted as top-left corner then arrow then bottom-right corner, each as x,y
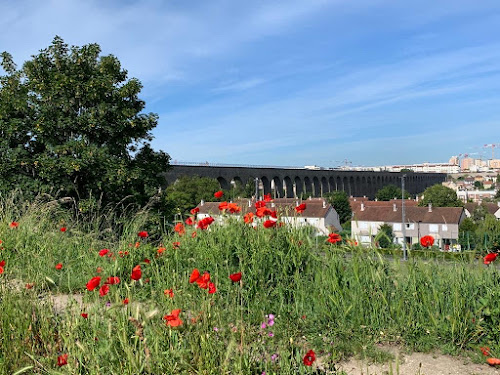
337,346 -> 500,375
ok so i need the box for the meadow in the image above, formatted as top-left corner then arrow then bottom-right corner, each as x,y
1,195 -> 500,374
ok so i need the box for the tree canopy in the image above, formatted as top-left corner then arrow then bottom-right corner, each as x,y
418,184 -> 463,207
0,36 -> 169,207
375,184 -> 409,201
325,191 -> 352,224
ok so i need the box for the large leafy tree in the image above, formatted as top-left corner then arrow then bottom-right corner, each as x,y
375,184 -> 410,201
325,191 -> 352,224
418,184 -> 463,207
0,37 -> 169,206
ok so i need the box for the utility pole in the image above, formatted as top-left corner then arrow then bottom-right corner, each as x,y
401,174 -> 407,261
255,177 -> 259,200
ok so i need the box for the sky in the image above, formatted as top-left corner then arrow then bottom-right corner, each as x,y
1,0 -> 500,168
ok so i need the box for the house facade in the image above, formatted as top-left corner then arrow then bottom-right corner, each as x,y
351,203 -> 466,251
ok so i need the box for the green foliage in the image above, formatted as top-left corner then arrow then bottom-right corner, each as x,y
375,184 -> 409,201
0,36 -> 169,206
418,184 -> 463,207
162,175 -> 221,220
325,191 -> 352,224
375,223 -> 394,248
474,181 -> 484,190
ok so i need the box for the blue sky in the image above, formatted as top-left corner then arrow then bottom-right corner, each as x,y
1,0 -> 500,167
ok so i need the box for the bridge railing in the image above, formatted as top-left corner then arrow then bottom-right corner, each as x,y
170,160 -> 304,169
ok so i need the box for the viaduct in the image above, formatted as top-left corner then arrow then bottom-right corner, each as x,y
164,164 -> 446,199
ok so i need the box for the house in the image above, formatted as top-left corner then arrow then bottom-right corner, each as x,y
465,202 -> 500,220
351,202 -> 466,251
196,197 -> 342,234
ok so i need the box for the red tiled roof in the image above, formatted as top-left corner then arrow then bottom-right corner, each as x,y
353,206 -> 464,224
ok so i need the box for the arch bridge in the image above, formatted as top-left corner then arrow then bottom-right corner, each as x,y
164,165 -> 446,199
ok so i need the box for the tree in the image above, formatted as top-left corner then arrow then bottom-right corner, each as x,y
162,176 -> 221,220
418,184 -> 463,207
375,223 -> 394,249
0,37 -> 169,206
375,184 -> 410,201
325,191 -> 352,224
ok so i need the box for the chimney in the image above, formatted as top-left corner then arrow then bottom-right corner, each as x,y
200,200 -> 205,206
361,202 -> 365,211
271,202 -> 275,207
296,200 -> 299,207
248,200 -> 251,207
416,195 -> 419,202
428,203 -> 432,213
322,200 -> 326,208
393,203 -> 397,212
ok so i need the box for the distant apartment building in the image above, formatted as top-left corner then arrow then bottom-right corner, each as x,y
457,189 -> 497,203
449,156 -> 459,165
380,162 -> 460,174
489,159 -> 500,169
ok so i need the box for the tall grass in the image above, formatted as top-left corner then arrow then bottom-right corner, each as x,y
1,195 -> 499,374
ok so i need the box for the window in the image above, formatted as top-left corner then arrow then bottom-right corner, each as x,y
442,225 -> 448,231
393,223 -> 402,231
405,223 -> 415,230
429,224 -> 438,233
359,222 -> 368,229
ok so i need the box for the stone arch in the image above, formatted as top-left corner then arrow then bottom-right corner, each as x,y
355,176 -> 361,196
304,176 -> 313,196
284,176 -> 294,198
329,177 -> 335,191
260,176 -> 271,196
342,176 -> 348,193
272,176 -> 283,198
366,176 -> 371,197
313,176 -> 320,197
294,176 -> 303,197
337,176 -> 342,191
349,176 -> 354,196
217,177 -> 230,191
321,177 -> 329,196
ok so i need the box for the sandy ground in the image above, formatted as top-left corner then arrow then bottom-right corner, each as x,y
337,346 -> 500,375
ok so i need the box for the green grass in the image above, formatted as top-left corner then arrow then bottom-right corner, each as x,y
1,196 -> 499,374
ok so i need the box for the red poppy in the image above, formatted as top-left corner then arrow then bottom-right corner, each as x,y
60,227 -> 67,232
26,283 -> 34,289
157,246 -> 166,254
137,231 -> 148,238
487,358 -> 500,366
218,201 -> 229,211
481,346 -> 491,356
263,193 -> 272,202
197,217 -> 215,230
295,203 -> 307,214
303,350 -> 316,366
185,217 -> 194,226
99,284 -> 110,297
9,221 -> 19,228
96,267 -> 103,273
420,235 -> 434,248
0,260 -> 4,267
0,266 -> 4,275
190,269 -> 200,283
327,233 -> 342,244
190,207 -> 200,215
135,241 -> 140,248
86,276 -> 101,291
263,220 -> 277,228
174,223 -> 185,236
123,298 -> 129,305
163,309 -> 183,327
172,241 -> 180,249
244,212 -> 254,224
57,353 -> 68,367
144,258 -> 151,264
131,265 -> 142,280
99,249 -> 109,257
256,206 -> 273,218
164,289 -> 174,298
55,263 -> 63,270
208,282 -> 216,294
229,272 -> 242,282
191,231 -> 197,238
484,253 -> 498,265
214,190 -> 224,198
196,272 -> 211,289
255,200 -> 266,209
81,313 -> 88,319
105,276 -> 120,285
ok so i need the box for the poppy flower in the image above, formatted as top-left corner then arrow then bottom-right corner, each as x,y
481,346 -> 491,356
0,266 -> 4,275
484,253 -> 498,265
227,203 -> 241,213
135,242 -> 140,248
214,190 -> 223,199
256,206 -> 273,218
191,231 -> 197,238
218,201 -> 229,211
164,289 -> 174,298
99,284 -> 110,297
163,309 -> 183,327
208,282 -> 216,294
420,235 -> 434,248
263,220 -> 277,228
26,283 -> 34,289
197,217 -> 215,230
487,357 -> 500,366
123,298 -> 129,305
57,353 -> 68,367
327,233 -> 342,244
196,272 -> 211,289
174,223 -> 185,236
144,258 -> 151,264
131,265 -> 142,280
9,221 -> 19,228
60,227 -> 67,232
263,194 -> 272,202
295,203 -> 307,214
255,200 -> 266,209
0,260 -> 4,267
137,231 -> 148,238
81,313 -> 88,319
229,272 -> 242,283
190,269 -> 200,283
96,267 -> 103,273
86,276 -> 101,291
303,350 -> 316,366
157,246 -> 166,254
172,241 -> 180,249
99,249 -> 109,257
185,217 -> 194,226
244,212 -> 254,224
55,263 -> 63,270
190,207 -> 200,215
105,276 -> 120,285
